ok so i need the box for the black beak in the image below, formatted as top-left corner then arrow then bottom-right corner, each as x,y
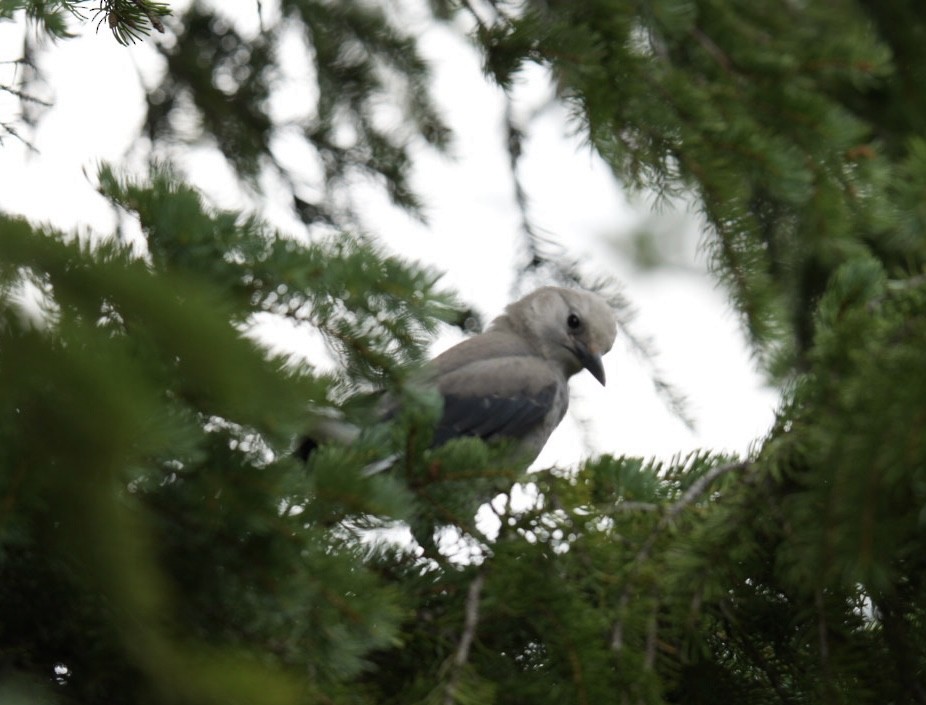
574,340 -> 606,386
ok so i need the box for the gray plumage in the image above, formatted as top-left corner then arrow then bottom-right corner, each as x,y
425,286 -> 617,463
298,287 -> 617,467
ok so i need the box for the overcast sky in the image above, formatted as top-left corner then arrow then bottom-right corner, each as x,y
0,0 -> 778,469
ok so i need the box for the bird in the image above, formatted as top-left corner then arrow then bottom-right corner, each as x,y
424,286 -> 616,462
299,286 -> 617,468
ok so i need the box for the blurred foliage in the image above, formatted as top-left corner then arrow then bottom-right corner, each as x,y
142,0 -> 450,221
0,167 -> 464,703
3,1 -> 926,704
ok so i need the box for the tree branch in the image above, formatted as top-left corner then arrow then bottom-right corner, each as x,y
611,460 -> 751,652
443,570 -> 486,705
638,460 -> 750,565
719,600 -> 797,705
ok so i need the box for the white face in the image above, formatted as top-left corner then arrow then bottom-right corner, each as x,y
525,288 -> 616,379
567,291 -> 617,353
546,288 -> 613,342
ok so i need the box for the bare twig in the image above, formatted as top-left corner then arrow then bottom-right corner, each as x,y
443,571 -> 486,705
613,500 -> 659,513
0,84 -> 52,106
0,122 -> 39,153
256,0 -> 265,33
884,272 -> 926,294
503,98 -> 554,281
610,591 -> 630,651
643,602 -> 658,670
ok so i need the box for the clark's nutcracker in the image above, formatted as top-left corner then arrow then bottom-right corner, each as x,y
300,286 -> 617,467
425,286 -> 616,462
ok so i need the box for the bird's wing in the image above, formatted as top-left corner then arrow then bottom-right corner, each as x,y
432,355 -> 563,447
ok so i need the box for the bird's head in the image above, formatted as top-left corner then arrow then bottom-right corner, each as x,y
506,287 -> 617,385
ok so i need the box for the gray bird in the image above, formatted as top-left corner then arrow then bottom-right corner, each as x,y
425,286 -> 617,464
299,286 -> 617,467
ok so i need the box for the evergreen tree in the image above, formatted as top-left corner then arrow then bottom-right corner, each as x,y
2,1 -> 926,704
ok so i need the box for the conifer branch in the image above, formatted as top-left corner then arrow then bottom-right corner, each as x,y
10,2 -> 926,701
637,460 -> 749,566
611,461 -> 750,652
92,0 -> 170,44
668,460 -> 749,521
873,593 -> 926,704
719,601 -> 797,705
130,0 -> 165,33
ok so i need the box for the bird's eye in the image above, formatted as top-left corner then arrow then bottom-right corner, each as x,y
567,313 -> 582,330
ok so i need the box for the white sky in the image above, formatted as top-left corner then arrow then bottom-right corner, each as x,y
0,1 -> 778,468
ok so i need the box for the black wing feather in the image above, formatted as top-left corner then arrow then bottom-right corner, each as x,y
433,384 -> 557,447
